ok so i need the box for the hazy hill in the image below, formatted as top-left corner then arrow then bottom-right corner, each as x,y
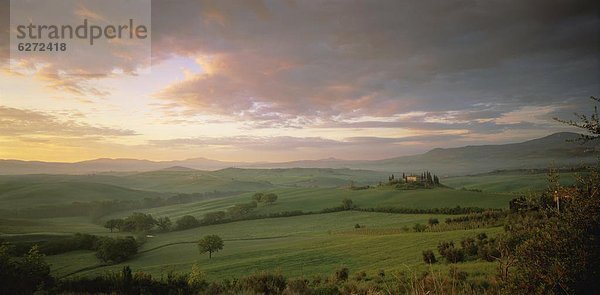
0,181 -> 164,210
353,132 -> 599,175
1,132 -> 597,176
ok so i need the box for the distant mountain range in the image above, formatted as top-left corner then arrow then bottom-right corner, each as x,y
1,132 -> 598,176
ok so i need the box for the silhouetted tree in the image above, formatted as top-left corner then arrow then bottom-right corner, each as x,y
554,96 -> 600,142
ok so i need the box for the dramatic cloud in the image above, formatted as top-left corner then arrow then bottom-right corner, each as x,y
151,0 -> 599,129
1,0 -> 598,161
0,106 -> 137,137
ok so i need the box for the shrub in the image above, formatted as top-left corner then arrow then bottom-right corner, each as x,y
353,271 -> 367,281
413,223 -> 427,232
437,241 -> 465,263
0,245 -> 53,295
444,248 -> 465,263
239,272 -> 287,294
428,218 -> 439,226
460,237 -> 478,257
156,217 -> 172,232
283,278 -> 310,294
120,213 -> 157,232
335,267 -> 349,282
39,233 -> 99,255
95,237 -> 138,263
175,215 -> 200,230
422,250 -> 437,264
342,198 -> 355,210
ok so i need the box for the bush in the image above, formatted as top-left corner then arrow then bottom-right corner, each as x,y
95,237 -> 138,263
0,245 -> 53,295
413,223 -> 427,232
437,241 -> 465,263
422,250 -> 437,264
39,233 -> 99,255
284,278 -> 310,294
175,215 -> 200,230
353,271 -> 367,281
119,212 -> 157,232
428,218 -> 439,226
201,211 -> 226,225
335,267 -> 349,282
460,237 -> 478,257
342,198 -> 355,210
444,248 -> 465,263
238,272 -> 287,294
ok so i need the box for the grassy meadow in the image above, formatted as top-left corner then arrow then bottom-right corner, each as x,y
0,167 -> 541,286
444,170 -> 579,193
47,211 -> 502,280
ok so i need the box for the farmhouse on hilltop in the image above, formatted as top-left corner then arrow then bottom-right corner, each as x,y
405,175 -> 420,182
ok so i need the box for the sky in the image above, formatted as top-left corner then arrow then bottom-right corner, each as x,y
0,0 -> 599,162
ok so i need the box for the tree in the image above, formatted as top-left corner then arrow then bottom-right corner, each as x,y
0,245 -> 53,294
156,217 -> 172,232
95,237 -> 138,263
342,198 -> 355,210
176,215 -> 200,230
227,201 -> 257,219
263,193 -> 278,205
554,96 -> 600,142
104,219 -> 123,232
499,166 -> 600,293
121,213 -> 156,232
252,192 -> 264,202
198,235 -> 224,259
201,211 -> 226,224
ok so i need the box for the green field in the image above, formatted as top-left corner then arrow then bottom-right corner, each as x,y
47,211 -> 501,280
444,171 -> 579,193
100,186 -> 512,223
0,167 -> 525,285
0,181 -> 164,210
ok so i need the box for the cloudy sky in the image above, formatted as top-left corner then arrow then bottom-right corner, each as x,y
0,0 -> 598,162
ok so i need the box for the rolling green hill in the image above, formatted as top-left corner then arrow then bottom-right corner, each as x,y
352,132 -> 599,175
0,167 -> 390,197
444,170 -> 579,193
0,181 -> 163,210
102,186 -> 513,222
47,211 -> 502,280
